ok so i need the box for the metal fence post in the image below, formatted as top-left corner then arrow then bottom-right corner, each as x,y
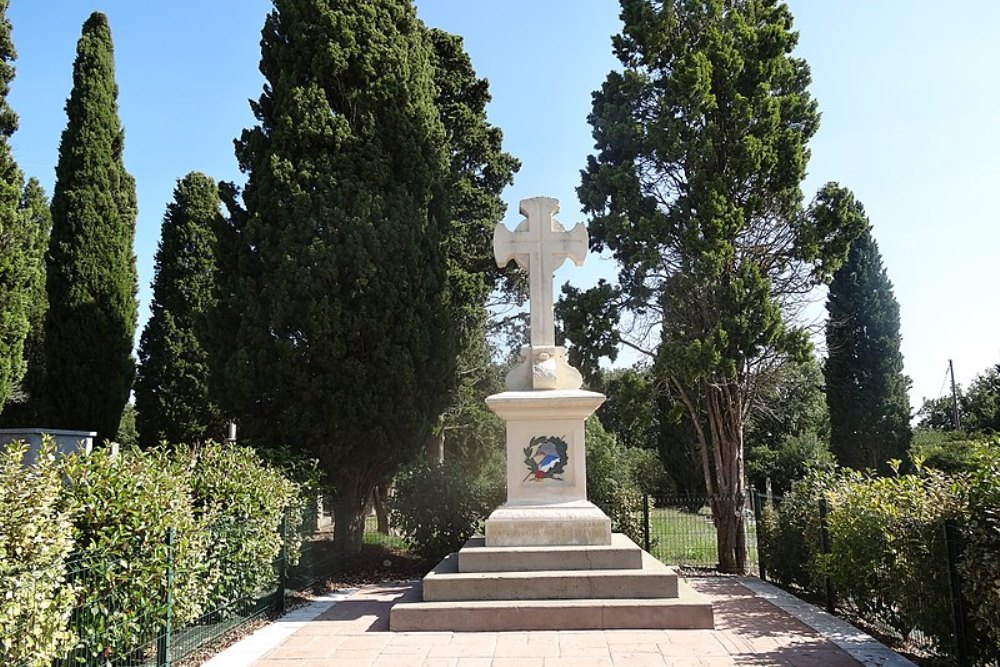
818,497 -> 835,614
277,512 -> 288,615
752,491 -> 766,581
642,493 -> 651,552
944,519 -> 970,667
157,527 -> 175,667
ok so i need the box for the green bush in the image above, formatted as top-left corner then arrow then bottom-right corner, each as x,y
255,444 -> 328,533
909,428 -> 982,473
962,440 -> 1000,659
820,466 -> 962,650
747,431 -> 834,496
585,418 -> 645,546
179,442 -> 301,609
0,439 -> 76,666
60,447 -> 204,665
390,449 -> 505,561
760,463 -> 967,655
758,468 -> 832,591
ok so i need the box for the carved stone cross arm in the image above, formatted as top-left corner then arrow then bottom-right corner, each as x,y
493,197 -> 589,348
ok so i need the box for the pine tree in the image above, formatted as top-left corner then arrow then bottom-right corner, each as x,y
135,173 -> 222,447
568,0 -> 863,572
821,185 -> 911,471
213,0 -> 455,552
43,13 -> 137,443
0,178 -> 52,425
0,0 -> 34,414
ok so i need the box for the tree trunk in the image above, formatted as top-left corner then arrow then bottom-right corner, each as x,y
332,486 -> 369,555
712,493 -> 747,573
373,483 -> 390,535
682,378 -> 748,575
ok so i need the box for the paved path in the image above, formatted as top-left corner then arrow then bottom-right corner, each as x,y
208,578 -> 912,667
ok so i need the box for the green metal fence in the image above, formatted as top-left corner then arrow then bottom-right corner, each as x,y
639,494 -> 759,575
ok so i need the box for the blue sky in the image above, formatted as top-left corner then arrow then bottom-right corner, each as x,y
6,1 -> 999,410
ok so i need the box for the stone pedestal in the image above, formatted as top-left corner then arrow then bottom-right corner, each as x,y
484,389 -> 609,547
390,534 -> 715,631
390,387 -> 716,632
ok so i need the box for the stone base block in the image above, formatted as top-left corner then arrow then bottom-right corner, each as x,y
484,500 -> 611,547
457,534 -> 643,572
390,580 -> 714,631
423,550 -> 677,601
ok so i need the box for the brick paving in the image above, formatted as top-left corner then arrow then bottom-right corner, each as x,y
246,578 -> 871,666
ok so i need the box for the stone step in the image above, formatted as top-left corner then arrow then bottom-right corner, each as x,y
390,579 -> 714,632
457,533 -> 644,572
423,550 -> 677,602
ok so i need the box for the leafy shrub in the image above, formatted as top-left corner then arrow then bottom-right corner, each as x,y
760,463 -> 967,655
820,465 -> 962,650
908,428 -> 982,473
60,447 -> 204,665
255,444 -> 328,533
586,418 -> 645,546
758,468 -> 831,591
0,439 -> 76,666
747,431 -> 834,496
390,448 -> 505,561
961,440 -> 1000,659
177,442 -> 301,612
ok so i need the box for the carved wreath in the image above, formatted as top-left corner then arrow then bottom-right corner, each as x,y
523,435 -> 568,482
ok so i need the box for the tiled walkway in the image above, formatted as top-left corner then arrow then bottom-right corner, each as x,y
225,578 -> 912,666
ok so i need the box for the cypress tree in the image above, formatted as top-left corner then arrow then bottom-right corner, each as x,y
135,173 -> 222,447
820,185 -> 911,471
44,13 -> 137,443
427,28 -> 519,462
0,0 -> 35,415
0,178 -> 52,425
216,0 -> 454,552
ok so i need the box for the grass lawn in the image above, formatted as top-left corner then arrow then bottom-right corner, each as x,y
647,505 -> 758,573
363,515 -> 409,551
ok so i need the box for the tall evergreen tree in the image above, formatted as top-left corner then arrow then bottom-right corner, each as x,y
135,173 -> 223,447
566,0 -> 862,572
426,28 -> 519,463
0,1 -> 40,416
0,178 -> 52,425
212,0 -> 455,551
821,185 -> 911,471
43,13 -> 137,443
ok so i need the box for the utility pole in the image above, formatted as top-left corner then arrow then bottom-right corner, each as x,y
949,359 -> 961,430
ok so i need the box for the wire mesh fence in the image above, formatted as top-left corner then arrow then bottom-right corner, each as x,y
642,495 -> 759,575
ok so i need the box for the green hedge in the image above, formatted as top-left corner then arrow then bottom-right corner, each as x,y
0,439 -> 307,666
821,467 -> 962,650
962,441 -> 1000,660
180,442 -> 301,608
0,439 -> 76,666
586,417 -> 647,546
760,450 -> 1000,661
60,447 -> 204,664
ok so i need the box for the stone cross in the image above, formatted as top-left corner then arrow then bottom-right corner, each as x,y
494,197 -> 589,348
